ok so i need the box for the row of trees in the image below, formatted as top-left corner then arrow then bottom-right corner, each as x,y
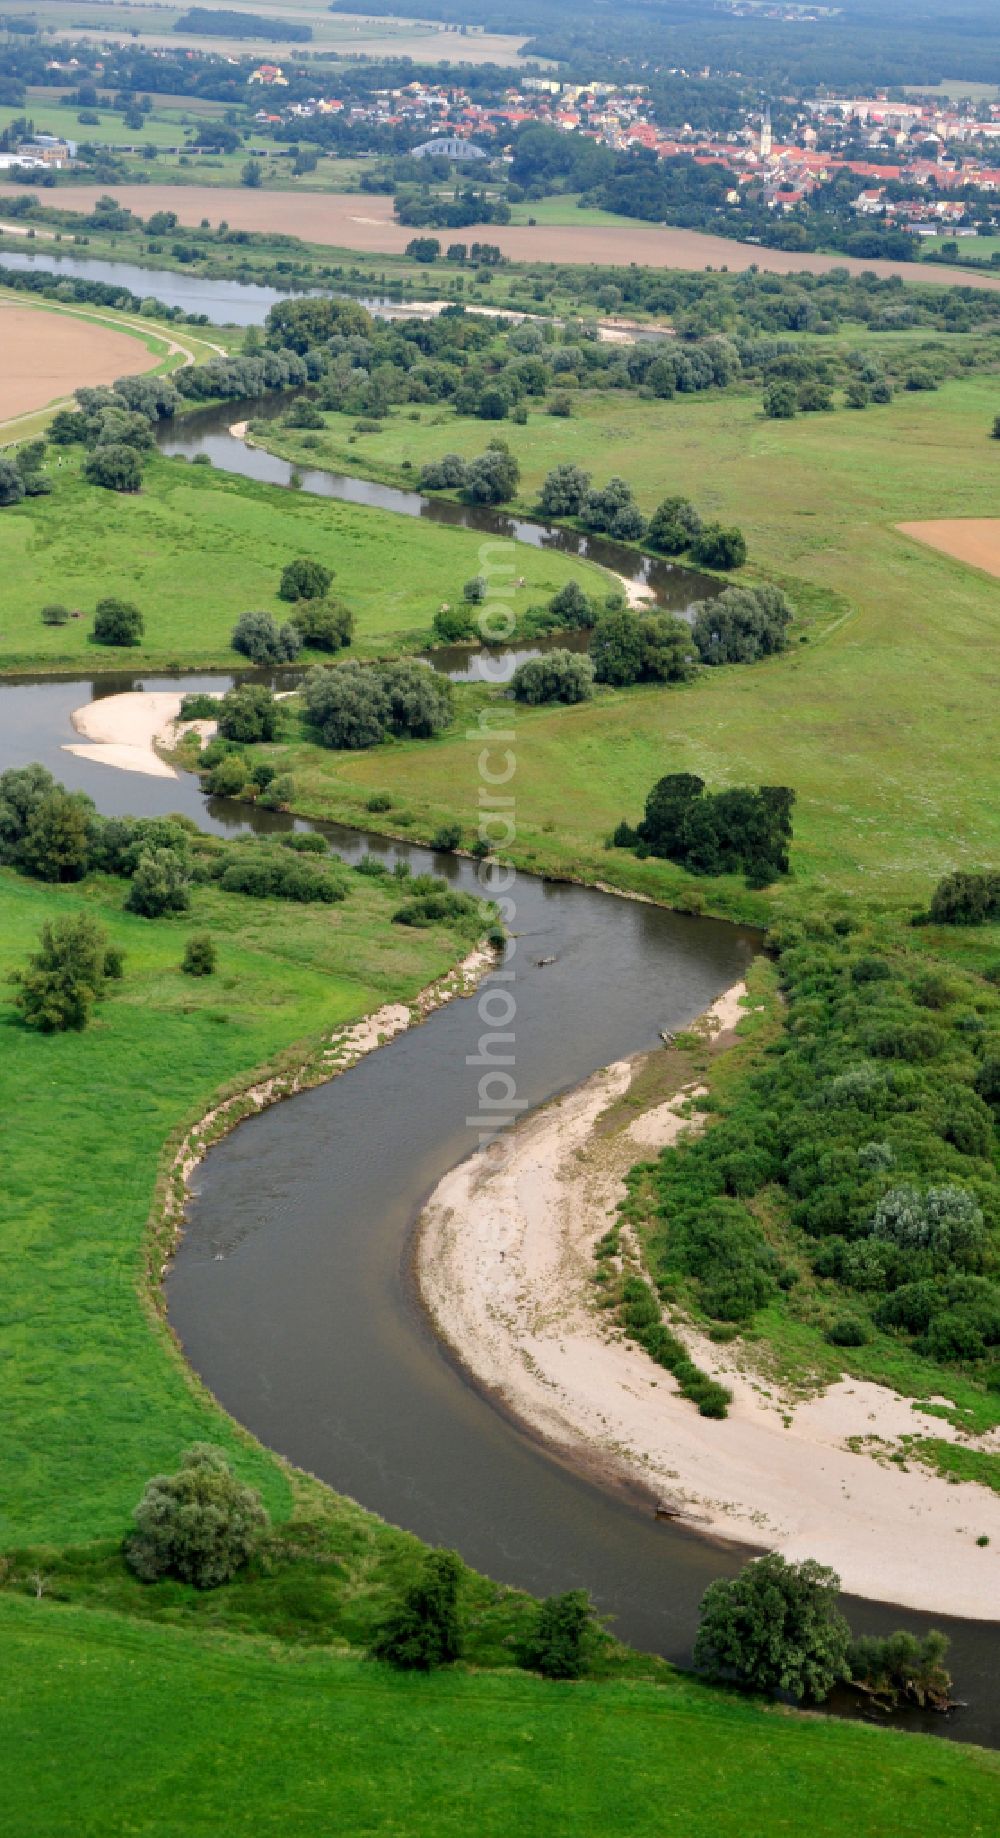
418,438 -> 520,505
506,584 -> 795,709
119,1443 -> 954,1706
537,469 -> 747,568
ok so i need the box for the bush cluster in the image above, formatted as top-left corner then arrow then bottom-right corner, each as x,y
615,772 -> 795,886
304,660 -> 452,751
637,923 -> 999,1365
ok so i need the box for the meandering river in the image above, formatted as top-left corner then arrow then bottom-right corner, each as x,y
0,362 -> 995,1742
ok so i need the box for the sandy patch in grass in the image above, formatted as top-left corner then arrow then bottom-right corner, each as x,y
417,982 -> 1000,1617
0,301 -> 159,421
897,518 -> 1000,580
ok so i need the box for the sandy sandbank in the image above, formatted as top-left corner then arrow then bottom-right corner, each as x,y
66,689 -> 221,778
417,982 -> 1000,1618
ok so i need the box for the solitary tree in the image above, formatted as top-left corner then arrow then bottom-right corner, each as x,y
125,1444 -> 269,1588
12,912 -> 109,1033
92,597 -> 144,647
279,556 -> 334,602
370,1549 -> 464,1670
694,1554 -> 851,1701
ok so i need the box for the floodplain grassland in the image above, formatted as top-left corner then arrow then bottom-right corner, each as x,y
0,858 -> 489,1547
254,374 -> 1000,917
0,448 -> 604,672
3,1595 -> 1000,1838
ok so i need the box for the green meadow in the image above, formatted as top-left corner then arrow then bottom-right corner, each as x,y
0,450 -> 603,671
257,376 -> 1000,916
0,862 -> 480,1547
3,1597 -> 999,1838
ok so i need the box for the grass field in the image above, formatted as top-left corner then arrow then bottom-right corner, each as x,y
254,375 -> 1000,916
0,448 -> 604,671
3,1596 -> 999,1838
0,859 -> 486,1546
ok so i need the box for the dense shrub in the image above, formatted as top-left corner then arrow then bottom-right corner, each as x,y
581,476 -> 646,542
182,933 -> 217,976
40,602 -> 70,626
304,661 -> 451,751
125,1444 -> 268,1589
218,853 -> 345,903
638,921 -> 999,1364
82,443 -> 144,492
928,870 -> 1000,926
432,603 -> 477,643
288,595 -> 353,653
519,1591 -> 596,1680
689,523 -> 747,570
370,1549 -> 463,1671
92,597 -> 144,647
231,609 -> 302,666
14,787 -> 95,883
547,580 -> 597,629
647,495 -> 703,554
124,847 -> 191,918
11,913 -> 109,1033
511,649 -> 595,705
217,685 -> 283,745
621,772 -> 794,883
588,608 -> 696,688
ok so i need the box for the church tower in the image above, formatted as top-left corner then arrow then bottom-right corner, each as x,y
760,106 -> 772,161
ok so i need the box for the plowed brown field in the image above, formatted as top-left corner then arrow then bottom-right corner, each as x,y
897,518 -> 1000,579
0,301 -> 158,423
4,185 -> 1000,291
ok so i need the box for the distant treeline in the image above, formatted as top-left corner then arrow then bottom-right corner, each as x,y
330,0 -> 1000,88
175,8 -> 312,40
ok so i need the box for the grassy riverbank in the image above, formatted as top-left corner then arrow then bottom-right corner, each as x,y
0,449 -> 603,673
4,1595 -> 999,1838
0,861 -> 485,1545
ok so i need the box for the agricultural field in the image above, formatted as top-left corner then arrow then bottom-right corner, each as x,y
0,447 -> 604,671
6,183 -> 1000,293
0,299 -> 161,422
254,374 -> 1000,915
